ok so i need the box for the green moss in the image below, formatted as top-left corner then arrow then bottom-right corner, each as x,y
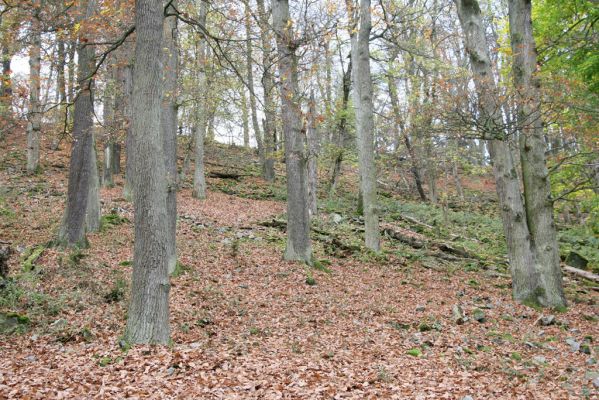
407,348 -> 422,357
21,245 -> 45,272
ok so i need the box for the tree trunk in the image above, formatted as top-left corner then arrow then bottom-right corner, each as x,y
329,59 -> 351,196
59,0 -> 101,246
192,0 -> 208,199
26,10 -> 42,174
350,0 -> 380,251
386,65 -> 427,201
456,0 -> 564,307
307,92 -> 318,216
244,2 -> 264,160
102,63 -> 115,187
161,1 -> 178,274
125,0 -> 170,345
273,0 -> 312,263
508,0 -> 565,307
241,87 -> 249,148
257,0 -> 276,182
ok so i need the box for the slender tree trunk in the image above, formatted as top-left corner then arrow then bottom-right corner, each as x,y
241,87 -> 249,148
307,91 -> 318,216
350,0 -> 380,251
192,0 -> 208,199
456,0 -> 564,307
59,0 -> 101,246
273,0 -> 312,263
161,1 -> 178,274
244,2 -> 264,159
125,0 -> 170,345
257,0 -> 276,182
26,10 -> 42,174
508,0 -> 565,307
103,64 -> 115,187
386,65 -> 426,201
123,63 -> 134,199
329,60 -> 352,196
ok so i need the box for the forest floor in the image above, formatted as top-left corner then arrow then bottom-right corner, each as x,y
0,134 -> 598,399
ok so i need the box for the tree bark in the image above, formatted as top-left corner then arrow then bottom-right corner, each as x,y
307,91 -> 318,216
125,0 -> 170,344
26,7 -> 42,174
329,59 -> 351,196
508,0 -> 565,307
257,0 -> 276,182
272,0 -> 312,263
244,2 -> 264,160
350,0 -> 380,251
161,1 -> 178,274
455,0 -> 564,307
192,0 -> 208,199
59,0 -> 101,246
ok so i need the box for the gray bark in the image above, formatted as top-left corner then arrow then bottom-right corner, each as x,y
125,0 -> 170,344
307,92 -> 318,216
257,0 -> 276,182
272,0 -> 312,263
456,0 -> 564,307
508,0 -> 565,307
26,9 -> 42,174
244,2 -> 264,160
329,60 -> 351,196
350,0 -> 380,251
192,0 -> 208,199
59,0 -> 101,246
161,2 -> 178,274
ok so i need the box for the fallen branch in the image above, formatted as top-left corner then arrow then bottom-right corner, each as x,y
562,264 -> 599,283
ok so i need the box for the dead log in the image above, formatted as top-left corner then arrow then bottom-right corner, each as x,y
208,171 -> 245,180
562,264 -> 599,283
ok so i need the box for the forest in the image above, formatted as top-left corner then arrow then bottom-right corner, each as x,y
0,0 -> 598,398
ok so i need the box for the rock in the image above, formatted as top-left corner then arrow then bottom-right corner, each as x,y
473,308 -> 486,323
587,358 -> 597,366
221,238 -> 232,245
593,377 -> 599,389
532,355 -> 546,365
331,213 -> 343,224
167,366 -> 176,376
581,344 -> 592,355
452,304 -> 465,325
415,305 -> 426,312
535,315 -> 556,326
462,396 -> 474,400
566,338 -> 581,352
565,251 -> 588,269
25,355 -> 37,362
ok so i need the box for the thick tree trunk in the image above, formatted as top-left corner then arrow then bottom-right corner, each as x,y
59,0 -> 101,246
123,63 -> 134,199
273,0 -> 312,263
125,0 -> 170,345
508,0 -> 565,307
192,0 -> 208,199
350,0 -> 380,251
26,12 -> 42,174
161,2 -> 178,274
257,0 -> 276,182
456,0 -> 564,307
307,92 -> 318,216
